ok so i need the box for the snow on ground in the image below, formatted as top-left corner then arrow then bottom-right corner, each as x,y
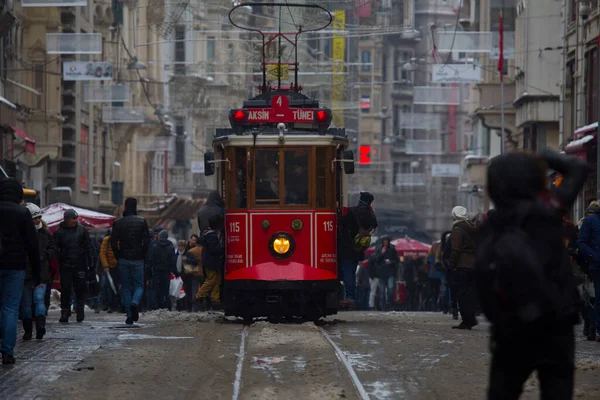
139,309 -> 225,322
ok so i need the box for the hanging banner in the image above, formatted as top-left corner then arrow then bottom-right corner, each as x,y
64,61 -> 113,81
331,10 -> 345,128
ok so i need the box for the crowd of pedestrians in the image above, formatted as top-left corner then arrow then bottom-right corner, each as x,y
0,188 -> 225,365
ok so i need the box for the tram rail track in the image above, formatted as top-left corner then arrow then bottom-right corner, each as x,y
231,321 -> 369,400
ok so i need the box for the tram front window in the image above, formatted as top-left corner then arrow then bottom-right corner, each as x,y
255,150 -> 280,205
284,150 -> 309,205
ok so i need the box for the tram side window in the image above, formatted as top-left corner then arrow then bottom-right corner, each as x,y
235,148 -> 247,208
255,150 -> 280,205
316,147 -> 328,208
284,150 -> 309,205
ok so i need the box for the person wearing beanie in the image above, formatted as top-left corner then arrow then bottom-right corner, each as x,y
337,191 -> 378,308
147,229 -> 178,310
0,178 -> 41,364
111,197 -> 150,325
449,205 -> 478,330
19,203 -> 57,341
53,208 -> 94,323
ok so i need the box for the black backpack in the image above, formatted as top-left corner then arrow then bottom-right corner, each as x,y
476,212 -> 557,325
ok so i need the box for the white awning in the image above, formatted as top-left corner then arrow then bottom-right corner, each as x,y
0,95 -> 16,109
564,134 -> 595,149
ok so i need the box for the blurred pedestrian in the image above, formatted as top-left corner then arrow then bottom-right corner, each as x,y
197,191 -> 224,238
372,236 -> 399,311
148,230 -> 179,310
20,203 -> 56,340
338,191 -> 378,308
111,198 -> 150,325
196,214 -> 224,310
449,206 -> 478,330
477,150 -> 588,399
53,209 -> 93,323
0,178 -> 40,364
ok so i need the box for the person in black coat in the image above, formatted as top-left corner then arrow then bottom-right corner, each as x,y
371,237 -> 399,311
0,178 -> 40,365
148,230 -> 179,310
53,209 -> 93,323
111,198 -> 151,325
476,150 -> 588,400
197,191 -> 224,237
338,191 -> 378,305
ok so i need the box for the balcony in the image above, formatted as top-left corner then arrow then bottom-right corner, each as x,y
84,84 -> 130,103
102,106 -> 145,123
392,80 -> 413,98
395,173 -> 426,187
46,33 -> 102,54
405,139 -> 443,155
435,31 -> 492,53
399,113 -> 442,131
413,87 -> 460,105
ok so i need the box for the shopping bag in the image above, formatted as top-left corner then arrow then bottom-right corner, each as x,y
106,271 -> 117,294
169,275 -> 185,298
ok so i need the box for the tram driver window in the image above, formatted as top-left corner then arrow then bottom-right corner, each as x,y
235,148 -> 247,208
284,150 -> 309,205
255,150 -> 280,205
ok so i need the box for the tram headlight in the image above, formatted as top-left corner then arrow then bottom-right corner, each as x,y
273,238 -> 291,254
268,232 -> 295,259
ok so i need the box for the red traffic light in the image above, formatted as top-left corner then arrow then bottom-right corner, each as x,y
359,145 -> 372,164
316,109 -> 329,123
232,109 -> 247,123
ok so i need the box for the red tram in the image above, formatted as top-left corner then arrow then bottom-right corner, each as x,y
203,3 -> 355,321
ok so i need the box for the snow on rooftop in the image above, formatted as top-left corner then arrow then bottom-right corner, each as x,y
565,134 -> 595,149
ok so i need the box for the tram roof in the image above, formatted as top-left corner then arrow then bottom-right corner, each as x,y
213,128 -> 349,147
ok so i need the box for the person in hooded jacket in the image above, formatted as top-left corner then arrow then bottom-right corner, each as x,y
0,178 -> 41,365
111,197 -> 151,325
575,204 -> 598,339
577,201 -> 600,342
476,150 -> 588,400
449,205 -> 478,330
20,203 -> 56,340
197,191 -> 224,238
338,191 -> 378,306
148,230 -> 179,310
53,209 -> 93,323
371,237 -> 399,311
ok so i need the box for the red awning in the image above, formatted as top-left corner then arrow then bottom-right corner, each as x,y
10,125 -> 36,154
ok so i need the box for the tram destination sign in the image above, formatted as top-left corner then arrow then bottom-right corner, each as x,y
240,95 -> 324,124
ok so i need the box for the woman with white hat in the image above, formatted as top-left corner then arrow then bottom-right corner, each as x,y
20,203 -> 57,340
